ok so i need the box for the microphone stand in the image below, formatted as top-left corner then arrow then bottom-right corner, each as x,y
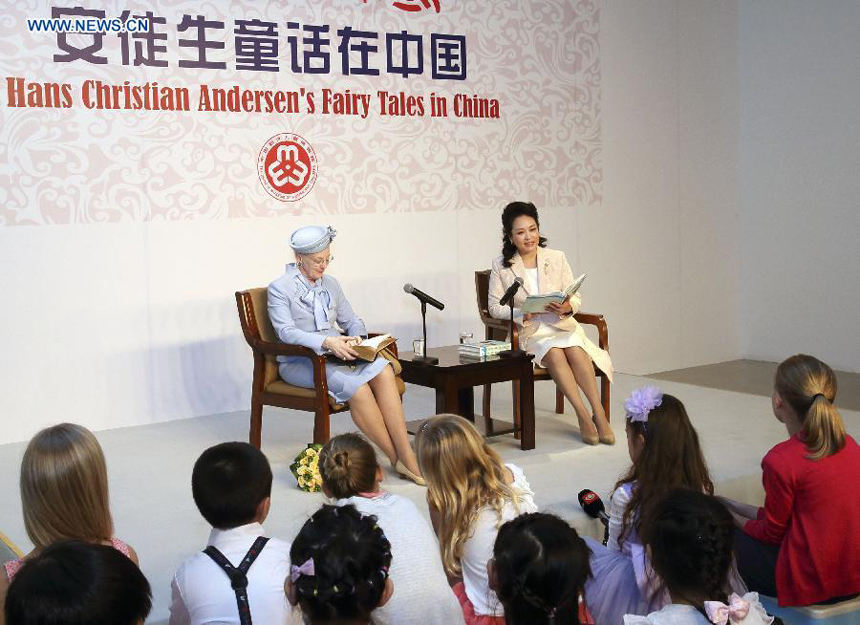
499,300 -> 526,358
412,300 -> 439,365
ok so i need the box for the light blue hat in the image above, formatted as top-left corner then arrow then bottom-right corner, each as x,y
289,225 -> 337,254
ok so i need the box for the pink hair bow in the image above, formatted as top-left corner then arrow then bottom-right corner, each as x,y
704,594 -> 750,625
290,557 -> 315,583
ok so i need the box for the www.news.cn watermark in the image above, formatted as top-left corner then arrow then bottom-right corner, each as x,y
27,17 -> 150,33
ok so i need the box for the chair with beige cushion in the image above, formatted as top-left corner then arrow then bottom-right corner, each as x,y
235,288 -> 405,447
474,270 -> 610,435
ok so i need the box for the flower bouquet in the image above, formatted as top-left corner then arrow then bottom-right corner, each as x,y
289,443 -> 323,493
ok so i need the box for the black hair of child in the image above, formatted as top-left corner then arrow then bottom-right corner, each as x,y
4,540 -> 152,625
290,504 -> 392,623
493,512 -> 592,625
192,442 -> 273,530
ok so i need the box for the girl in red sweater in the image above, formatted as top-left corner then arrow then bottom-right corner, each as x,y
721,354 -> 860,606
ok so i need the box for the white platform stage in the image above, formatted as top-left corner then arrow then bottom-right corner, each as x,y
1,373 -> 857,623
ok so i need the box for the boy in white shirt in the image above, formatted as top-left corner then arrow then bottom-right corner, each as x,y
169,442 -> 294,625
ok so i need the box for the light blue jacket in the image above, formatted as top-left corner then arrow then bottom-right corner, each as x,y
267,264 -> 367,361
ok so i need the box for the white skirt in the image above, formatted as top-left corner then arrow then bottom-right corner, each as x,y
523,319 -> 614,382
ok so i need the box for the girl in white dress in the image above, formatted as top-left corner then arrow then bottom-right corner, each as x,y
318,433 -> 465,625
416,415 -> 538,625
488,201 -> 613,445
623,489 -> 773,625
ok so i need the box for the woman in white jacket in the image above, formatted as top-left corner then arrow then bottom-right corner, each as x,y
488,202 -> 613,444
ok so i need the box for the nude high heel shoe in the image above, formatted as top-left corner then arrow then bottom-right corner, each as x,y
596,415 -> 615,445
394,460 -> 426,486
577,416 -> 600,445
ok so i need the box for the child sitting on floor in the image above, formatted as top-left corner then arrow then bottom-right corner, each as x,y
624,489 -> 772,625
4,540 -> 151,625
584,387 -> 741,624
416,414 -> 538,624
169,442 -> 294,625
490,512 -> 592,625
721,354 -> 860,606
287,504 -> 393,625
319,433 -> 464,624
1,423 -> 139,623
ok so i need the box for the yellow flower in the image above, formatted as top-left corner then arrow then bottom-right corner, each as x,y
298,477 -> 306,487
306,448 -> 317,458
300,457 -> 309,466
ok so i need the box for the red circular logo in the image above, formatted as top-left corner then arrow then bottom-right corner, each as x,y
258,133 -> 318,202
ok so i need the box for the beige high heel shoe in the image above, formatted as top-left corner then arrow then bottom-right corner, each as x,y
595,414 -> 615,445
577,416 -> 600,445
394,460 -> 426,486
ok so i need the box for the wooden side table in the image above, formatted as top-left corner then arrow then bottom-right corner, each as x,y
399,346 -> 536,450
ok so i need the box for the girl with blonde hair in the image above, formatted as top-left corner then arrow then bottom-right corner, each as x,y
0,423 -> 137,621
722,354 -> 860,606
416,415 -> 538,625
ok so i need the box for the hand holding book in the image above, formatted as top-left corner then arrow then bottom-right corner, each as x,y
323,335 -> 361,360
324,333 -> 396,362
520,273 -> 587,314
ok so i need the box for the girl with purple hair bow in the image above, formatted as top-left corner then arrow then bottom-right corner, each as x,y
582,386 -> 743,624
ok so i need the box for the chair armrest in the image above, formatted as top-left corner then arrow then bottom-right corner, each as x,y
252,338 -> 330,392
252,339 -> 321,360
484,318 -> 508,331
574,312 -> 609,350
479,314 -> 519,349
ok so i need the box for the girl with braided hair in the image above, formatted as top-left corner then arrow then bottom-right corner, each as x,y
721,354 -> 860,606
286,504 -> 393,624
318,433 -> 464,625
623,489 -> 772,625
416,415 -> 538,625
489,512 -> 592,625
583,387 -> 747,625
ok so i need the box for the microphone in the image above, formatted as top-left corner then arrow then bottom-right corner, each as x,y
578,489 -> 610,526
403,284 -> 445,311
499,277 -> 524,307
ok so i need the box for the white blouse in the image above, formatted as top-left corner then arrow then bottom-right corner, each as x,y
334,492 -> 464,625
460,463 -> 538,616
524,266 -> 539,293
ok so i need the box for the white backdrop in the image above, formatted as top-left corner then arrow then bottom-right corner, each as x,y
0,0 -> 747,444
739,0 -> 860,374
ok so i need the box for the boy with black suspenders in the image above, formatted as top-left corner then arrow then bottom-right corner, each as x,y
169,442 -> 296,625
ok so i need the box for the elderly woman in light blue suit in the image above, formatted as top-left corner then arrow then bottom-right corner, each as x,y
267,226 -> 423,485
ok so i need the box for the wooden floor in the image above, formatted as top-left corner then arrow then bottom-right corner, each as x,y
649,359 -> 860,412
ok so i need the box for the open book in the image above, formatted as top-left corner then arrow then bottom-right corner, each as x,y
520,273 -> 586,314
351,333 -> 396,362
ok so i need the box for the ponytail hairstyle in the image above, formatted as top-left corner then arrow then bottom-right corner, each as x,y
775,354 -> 845,460
416,414 -> 521,577
290,504 -> 392,624
319,433 -> 379,500
640,489 -> 734,617
615,393 -> 713,550
492,513 -> 592,625
501,201 -> 548,268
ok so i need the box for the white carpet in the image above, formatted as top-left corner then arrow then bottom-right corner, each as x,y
1,373 -> 857,624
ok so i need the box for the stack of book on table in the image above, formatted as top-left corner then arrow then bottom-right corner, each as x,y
458,340 -> 511,361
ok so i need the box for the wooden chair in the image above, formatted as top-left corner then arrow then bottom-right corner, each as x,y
474,271 -> 610,435
235,288 -> 405,447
